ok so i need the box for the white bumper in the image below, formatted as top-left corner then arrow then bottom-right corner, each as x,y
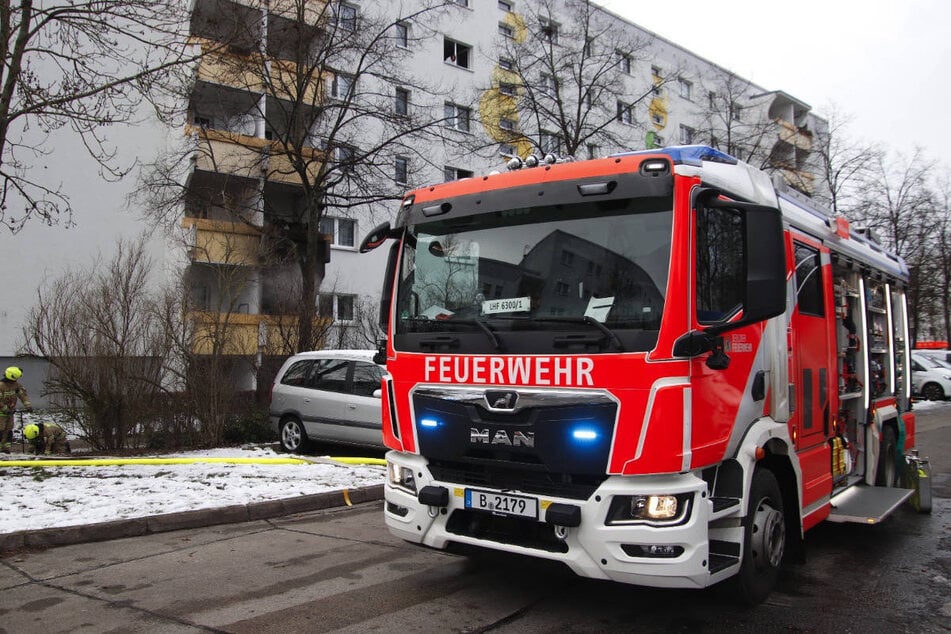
383,451 -> 738,589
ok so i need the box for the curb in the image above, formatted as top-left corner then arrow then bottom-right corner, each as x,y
0,484 -> 384,553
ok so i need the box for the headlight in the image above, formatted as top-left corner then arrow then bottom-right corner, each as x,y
605,493 -> 692,526
387,461 -> 417,493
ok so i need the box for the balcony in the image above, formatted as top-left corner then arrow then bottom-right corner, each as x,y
182,218 -> 261,266
191,36 -> 264,93
777,119 -> 813,152
187,311 -> 330,356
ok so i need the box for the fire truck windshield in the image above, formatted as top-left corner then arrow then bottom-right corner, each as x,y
395,195 -> 672,353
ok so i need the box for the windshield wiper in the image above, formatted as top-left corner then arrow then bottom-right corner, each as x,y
404,316 -> 503,351
530,316 -> 625,352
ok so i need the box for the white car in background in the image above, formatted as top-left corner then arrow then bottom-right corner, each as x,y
269,350 -> 386,452
910,352 -> 951,401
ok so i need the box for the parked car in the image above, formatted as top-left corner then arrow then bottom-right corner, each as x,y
914,349 -> 951,365
910,352 -> 951,401
269,349 -> 386,452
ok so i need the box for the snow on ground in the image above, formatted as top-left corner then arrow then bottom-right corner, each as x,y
0,446 -> 385,534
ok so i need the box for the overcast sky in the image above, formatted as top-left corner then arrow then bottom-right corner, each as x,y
595,0 -> 950,173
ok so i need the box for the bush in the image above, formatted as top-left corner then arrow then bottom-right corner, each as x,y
223,407 -> 275,445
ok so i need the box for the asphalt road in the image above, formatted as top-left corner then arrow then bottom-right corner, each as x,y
0,405 -> 948,633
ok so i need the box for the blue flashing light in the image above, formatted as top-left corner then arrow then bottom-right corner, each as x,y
612,144 -> 739,167
420,418 -> 439,429
571,428 -> 599,442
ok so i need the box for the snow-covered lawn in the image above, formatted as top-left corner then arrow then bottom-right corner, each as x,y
0,446 -> 385,534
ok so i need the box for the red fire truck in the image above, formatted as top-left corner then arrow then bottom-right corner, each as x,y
359,145 -> 932,603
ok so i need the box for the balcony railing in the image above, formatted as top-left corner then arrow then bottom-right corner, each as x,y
187,125 -> 325,185
187,311 -> 331,356
182,218 -> 261,265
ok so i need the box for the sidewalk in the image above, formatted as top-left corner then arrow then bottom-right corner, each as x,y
0,483 -> 384,553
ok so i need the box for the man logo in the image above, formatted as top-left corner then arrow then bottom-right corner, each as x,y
485,390 -> 518,411
470,428 -> 535,447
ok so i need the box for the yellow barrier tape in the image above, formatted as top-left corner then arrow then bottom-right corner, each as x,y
0,456 -> 387,468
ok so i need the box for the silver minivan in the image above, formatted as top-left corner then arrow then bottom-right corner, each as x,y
269,349 -> 386,452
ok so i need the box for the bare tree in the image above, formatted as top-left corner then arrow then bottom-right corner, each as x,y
809,104 -> 883,215
139,0 -> 458,353
0,0 -> 193,231
689,72 -> 782,169
492,0 -> 668,158
20,237 -> 167,450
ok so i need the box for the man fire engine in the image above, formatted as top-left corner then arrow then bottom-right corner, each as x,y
359,145 -> 931,603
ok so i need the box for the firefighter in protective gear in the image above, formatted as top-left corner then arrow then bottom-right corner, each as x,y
1,366 -> 32,453
23,422 -> 70,456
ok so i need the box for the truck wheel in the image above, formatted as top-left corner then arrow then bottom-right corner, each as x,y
734,468 -> 785,605
280,417 -> 309,453
875,425 -> 897,487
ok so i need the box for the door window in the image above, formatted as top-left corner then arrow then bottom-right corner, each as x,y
352,362 -> 384,397
309,359 -> 350,393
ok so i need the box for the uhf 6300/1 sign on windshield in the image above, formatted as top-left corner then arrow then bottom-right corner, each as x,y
482,296 -> 530,314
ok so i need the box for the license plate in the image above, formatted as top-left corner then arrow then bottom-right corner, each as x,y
464,489 -> 538,519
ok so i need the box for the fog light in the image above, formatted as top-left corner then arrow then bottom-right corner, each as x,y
387,461 -> 417,493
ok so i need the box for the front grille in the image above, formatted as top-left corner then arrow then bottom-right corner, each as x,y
446,509 -> 569,553
430,459 -> 606,500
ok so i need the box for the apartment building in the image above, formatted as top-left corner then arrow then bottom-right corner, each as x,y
2,0 -> 824,397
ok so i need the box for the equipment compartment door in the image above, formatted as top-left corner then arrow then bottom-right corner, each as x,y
790,239 -> 835,450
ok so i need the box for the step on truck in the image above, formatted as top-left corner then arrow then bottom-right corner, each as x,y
359,145 -> 932,603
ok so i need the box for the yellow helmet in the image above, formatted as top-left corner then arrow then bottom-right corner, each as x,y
24,424 -> 39,440
4,366 -> 21,381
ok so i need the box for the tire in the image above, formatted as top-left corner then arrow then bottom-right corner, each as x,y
279,417 -> 309,453
734,468 -> 786,605
875,425 -> 898,487
921,382 -> 944,401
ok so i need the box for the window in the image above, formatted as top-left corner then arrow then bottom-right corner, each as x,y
499,117 -> 516,131
499,82 -> 517,96
451,0 -> 469,6
651,112 -> 664,126
540,73 -> 557,96
651,65 -> 663,79
395,156 -> 408,185
319,216 -> 356,247
334,3 -> 357,31
444,166 -> 473,181
330,72 -> 354,99
280,360 -> 312,387
560,250 -> 575,266
555,281 -> 570,296
616,51 -> 631,74
696,206 -> 744,323
444,38 -> 471,68
540,130 -> 561,154
653,134 -> 664,147
679,124 -> 695,144
395,88 -> 410,116
499,23 -> 514,38
499,57 -> 514,71
500,143 -> 517,156
586,143 -> 598,160
310,358 -> 350,393
352,361 -> 384,397
678,78 -> 692,100
616,101 -> 633,125
333,145 -> 354,166
337,294 -> 354,321
395,22 -> 408,47
444,103 -> 471,132
794,243 -> 824,316
708,91 -> 717,109
732,103 -> 742,121
498,0 -> 512,11
539,17 -> 559,43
